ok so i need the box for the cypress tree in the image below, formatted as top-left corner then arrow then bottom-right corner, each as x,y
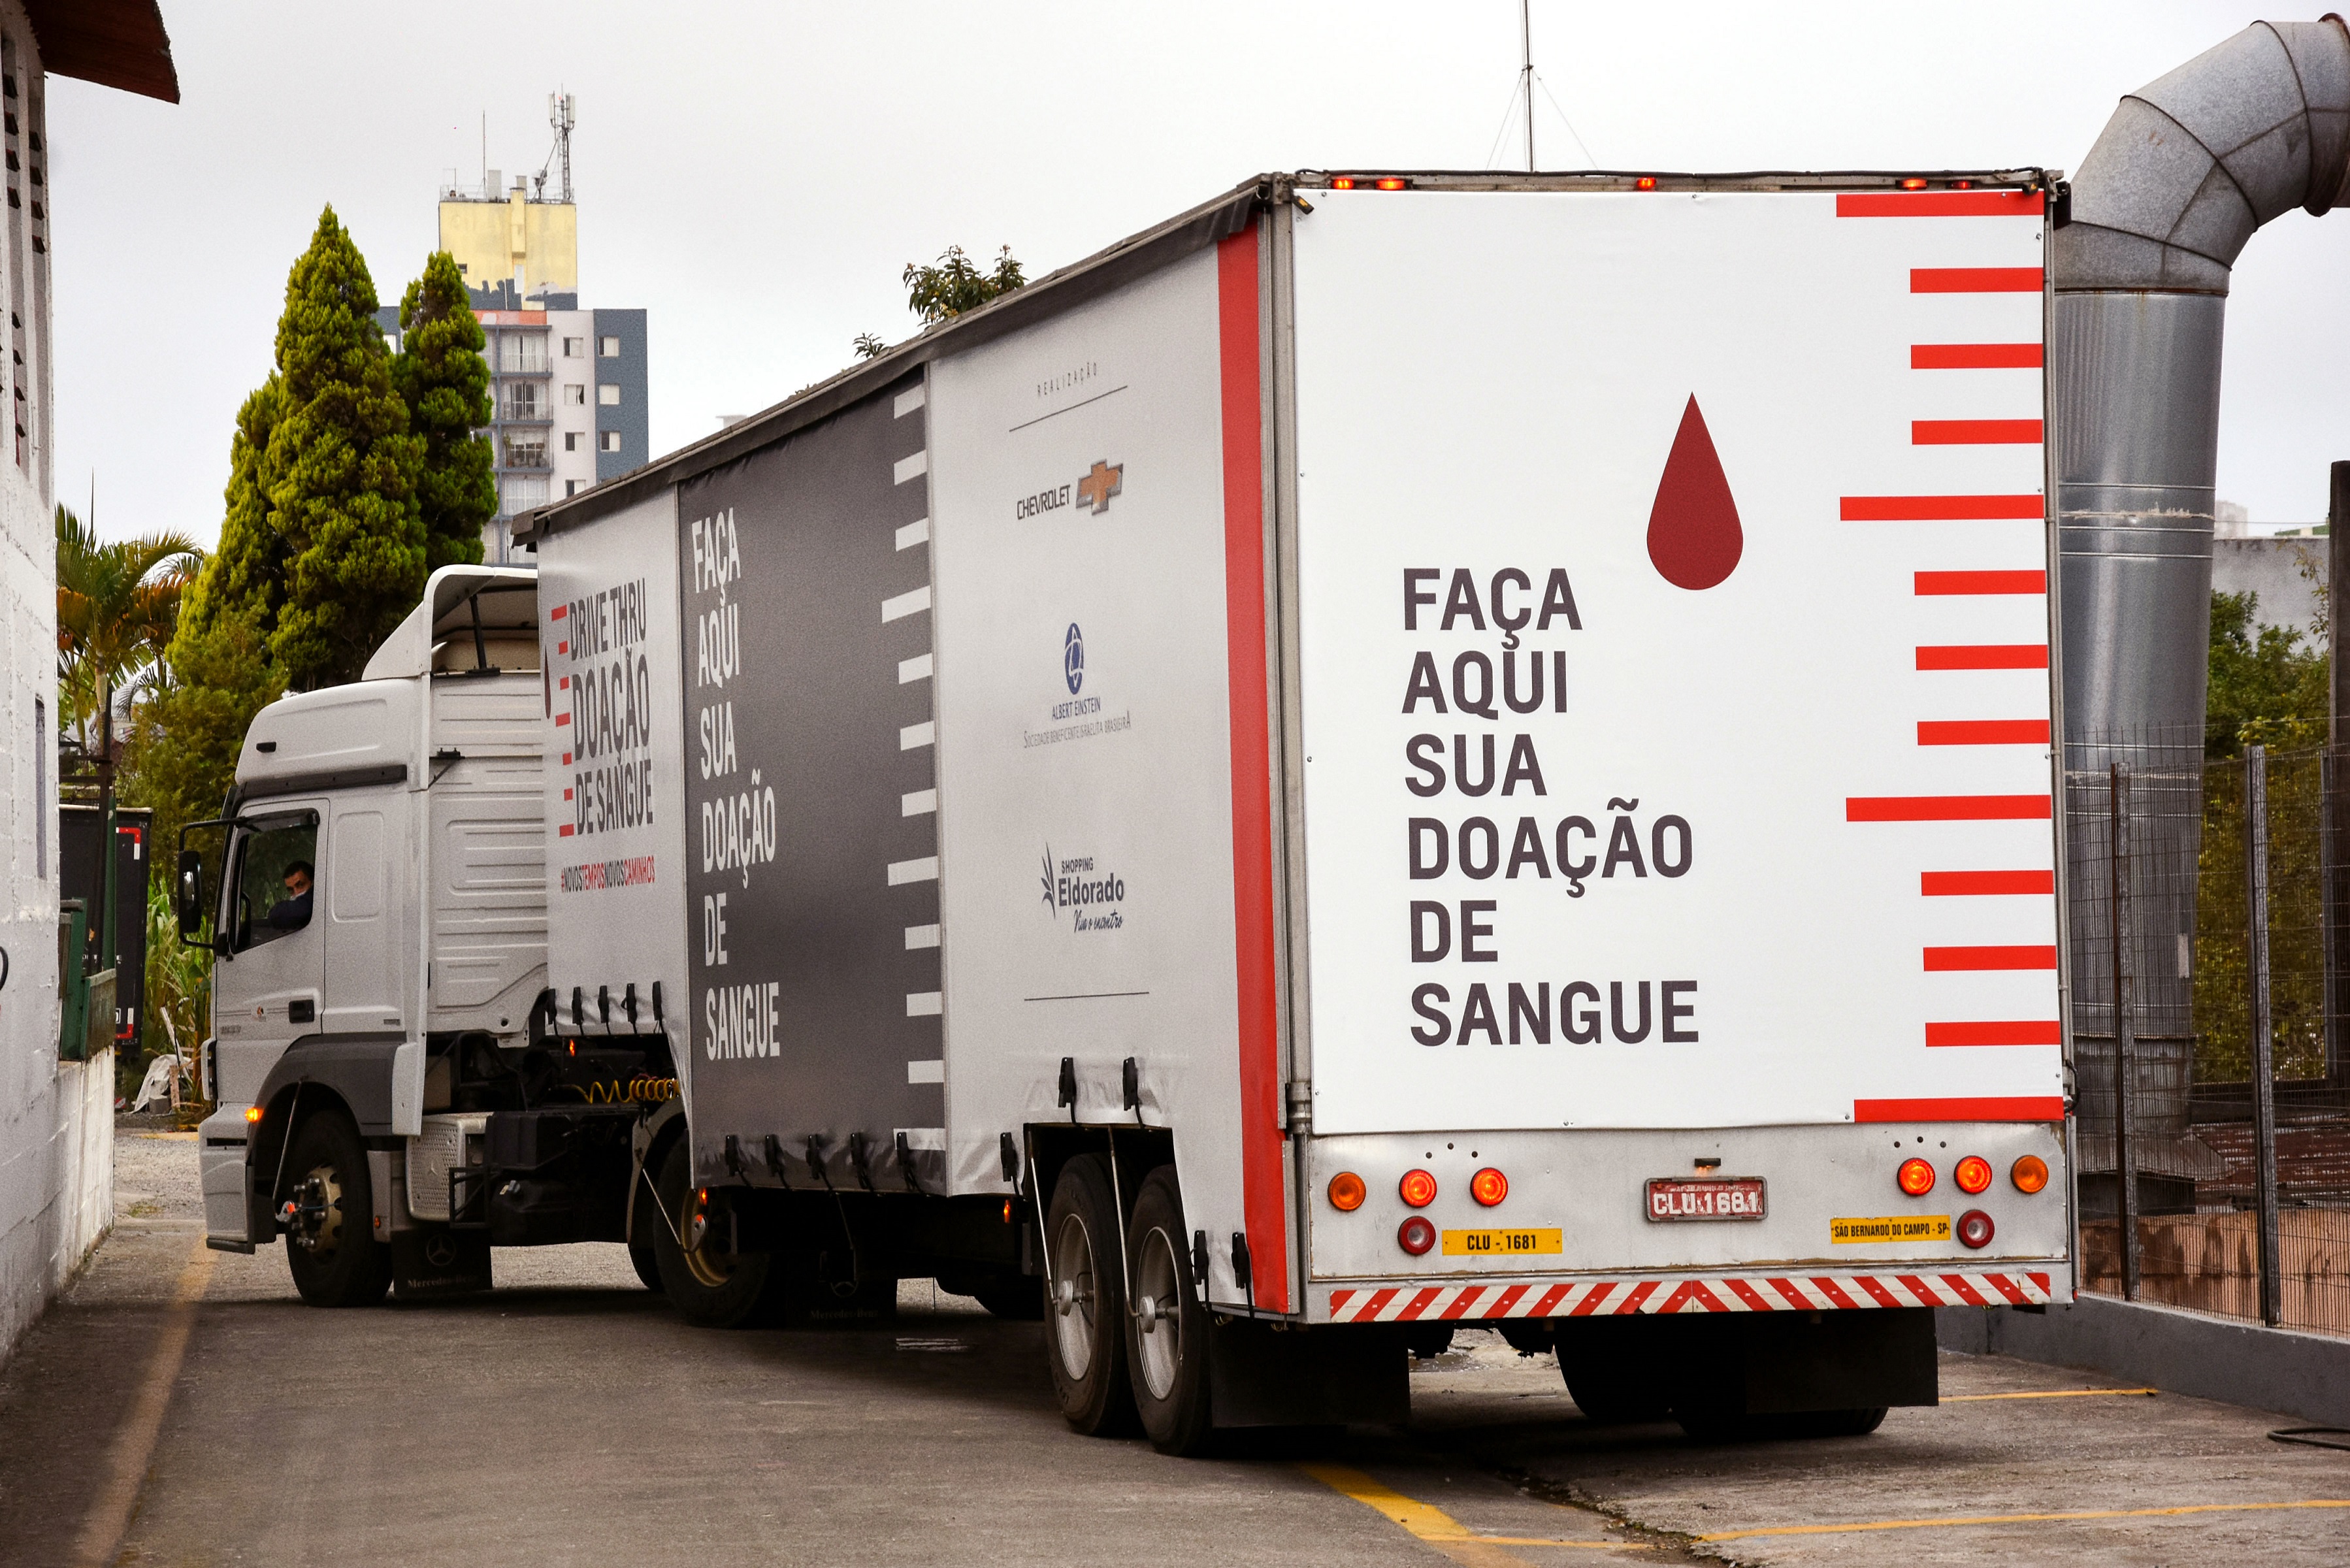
393,250 -> 493,570
262,205 -> 425,689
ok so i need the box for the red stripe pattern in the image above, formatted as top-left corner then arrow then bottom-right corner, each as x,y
1844,494 -> 2044,521
1912,343 -> 2043,370
1921,870 -> 2054,896
1847,794 -> 2050,822
1924,945 -> 2059,971
1855,1094 -> 2064,1122
1917,644 -> 2048,670
1837,191 -> 2044,219
1912,267 -> 2043,293
1918,719 -> 2049,745
1325,1269 -> 2055,1322
1927,1020 -> 2065,1047
1913,419 -> 2043,446
1915,569 -> 2044,595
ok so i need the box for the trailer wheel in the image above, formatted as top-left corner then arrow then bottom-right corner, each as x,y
282,1113 -> 391,1309
649,1138 -> 776,1328
1043,1154 -> 1137,1435
1124,1166 -> 1213,1454
627,1238 -> 662,1292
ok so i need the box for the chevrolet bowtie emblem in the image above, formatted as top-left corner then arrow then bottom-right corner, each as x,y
1077,459 -> 1123,515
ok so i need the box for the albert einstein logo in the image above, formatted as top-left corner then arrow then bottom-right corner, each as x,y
1039,845 -> 1126,933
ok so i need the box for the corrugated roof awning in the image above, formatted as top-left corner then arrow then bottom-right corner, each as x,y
24,0 -> 178,104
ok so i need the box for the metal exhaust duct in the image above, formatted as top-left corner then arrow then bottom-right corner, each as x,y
2055,16 -> 2350,1198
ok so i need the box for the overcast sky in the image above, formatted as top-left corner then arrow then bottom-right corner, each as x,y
43,1 -> 2350,546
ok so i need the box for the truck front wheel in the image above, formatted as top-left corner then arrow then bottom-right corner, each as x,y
1043,1154 -> 1137,1435
648,1139 -> 777,1328
1124,1166 -> 1212,1454
282,1113 -> 391,1309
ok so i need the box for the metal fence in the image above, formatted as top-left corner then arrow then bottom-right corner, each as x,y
2075,735 -> 2350,1336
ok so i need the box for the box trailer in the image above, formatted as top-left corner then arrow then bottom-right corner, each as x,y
192,170 -> 2072,1450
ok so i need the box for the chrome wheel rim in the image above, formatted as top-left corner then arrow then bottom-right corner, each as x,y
288,1162 -> 343,1256
1133,1224 -> 1183,1400
1051,1211 -> 1098,1379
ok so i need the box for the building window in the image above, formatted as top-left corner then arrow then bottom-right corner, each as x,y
562,336 -> 583,357
497,333 -> 548,373
500,381 -> 543,420
599,431 -> 621,452
503,432 -> 546,468
566,480 -> 581,497
563,384 -> 585,406
564,431 -> 583,451
33,694 -> 46,877
500,474 -> 549,514
597,336 -> 621,357
596,384 -> 621,406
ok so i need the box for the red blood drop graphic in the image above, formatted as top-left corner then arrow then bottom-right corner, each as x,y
1646,395 -> 1744,591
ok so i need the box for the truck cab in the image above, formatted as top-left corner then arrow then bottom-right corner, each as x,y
184,566 -> 602,1299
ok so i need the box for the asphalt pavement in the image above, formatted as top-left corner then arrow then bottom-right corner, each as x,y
1,1127 -> 2345,1567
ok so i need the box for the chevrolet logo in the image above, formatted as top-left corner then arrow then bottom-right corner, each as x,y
1077,459 -> 1123,515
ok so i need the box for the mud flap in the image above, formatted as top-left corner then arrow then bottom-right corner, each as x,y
1207,1318 -> 1409,1428
389,1230 -> 491,1299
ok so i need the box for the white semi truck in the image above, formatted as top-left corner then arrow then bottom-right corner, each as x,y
189,171 -> 2072,1450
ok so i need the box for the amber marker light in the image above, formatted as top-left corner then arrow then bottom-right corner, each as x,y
1374,176 -> 1409,191
244,1105 -> 263,1124
1635,176 -> 1657,189
1901,176 -> 1929,190
1397,1216 -> 1437,1255
1330,176 -> 1358,190
2011,1154 -> 2050,1194
1471,1168 -> 1509,1207
1897,1156 -> 1936,1196
1399,1169 -> 1439,1207
1328,1171 -> 1367,1212
1954,1156 -> 1994,1195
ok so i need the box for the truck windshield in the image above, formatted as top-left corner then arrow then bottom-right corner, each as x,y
232,812 -> 319,952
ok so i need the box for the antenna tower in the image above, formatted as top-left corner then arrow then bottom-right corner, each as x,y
549,91 -> 576,203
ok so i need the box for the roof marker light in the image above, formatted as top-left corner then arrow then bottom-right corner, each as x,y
1330,177 -> 1357,190
1635,177 -> 1657,190
2011,1154 -> 2049,1194
1328,1171 -> 1367,1211
1901,177 -> 1929,190
1898,1156 -> 1936,1196
1399,1169 -> 1438,1207
1375,177 -> 1409,191
1398,1215 -> 1437,1255
1954,1155 -> 1993,1195
1471,1168 -> 1509,1207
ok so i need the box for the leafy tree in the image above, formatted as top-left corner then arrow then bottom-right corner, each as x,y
54,505 -> 202,761
855,244 -> 1026,355
391,250 -> 493,571
262,205 -> 426,690
2205,589 -> 2328,757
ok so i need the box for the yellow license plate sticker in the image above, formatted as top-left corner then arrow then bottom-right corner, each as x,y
1831,1215 -> 1951,1245
1441,1228 -> 1563,1257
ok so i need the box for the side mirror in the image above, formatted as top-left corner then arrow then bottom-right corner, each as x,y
176,849 -> 207,943
176,819 -> 233,954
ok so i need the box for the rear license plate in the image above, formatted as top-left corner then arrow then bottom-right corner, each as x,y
1646,1177 -> 1767,1222
1441,1228 -> 1563,1256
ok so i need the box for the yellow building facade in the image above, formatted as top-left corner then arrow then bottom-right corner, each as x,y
438,181 -> 577,304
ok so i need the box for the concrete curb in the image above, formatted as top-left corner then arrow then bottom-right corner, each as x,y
1937,1294 -> 2350,1427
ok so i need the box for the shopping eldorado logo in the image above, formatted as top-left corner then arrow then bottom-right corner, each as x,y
1038,845 -> 1128,932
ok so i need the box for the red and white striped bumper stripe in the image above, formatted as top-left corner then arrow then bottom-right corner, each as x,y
1324,1269 -> 2055,1322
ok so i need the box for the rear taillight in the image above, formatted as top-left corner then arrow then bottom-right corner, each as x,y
1328,1171 -> 1366,1211
1399,1169 -> 1438,1207
2011,1155 -> 2049,1194
1957,1209 -> 1995,1249
1954,1156 -> 1993,1194
1470,1168 -> 1508,1207
1398,1216 -> 1436,1255
1897,1157 -> 1936,1196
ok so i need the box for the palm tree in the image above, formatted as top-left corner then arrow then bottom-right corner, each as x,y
55,505 -> 203,763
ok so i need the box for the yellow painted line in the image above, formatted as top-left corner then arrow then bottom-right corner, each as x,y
1699,1499 -> 2350,1543
1942,1386 -> 2158,1402
1297,1464 -> 1647,1558
72,1235 -> 215,1567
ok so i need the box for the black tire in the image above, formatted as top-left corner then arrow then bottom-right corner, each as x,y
1043,1154 -> 1137,1436
627,1237 -> 662,1292
1404,1323 -> 1456,1360
647,1137 -> 777,1328
282,1113 -> 391,1309
1124,1167 -> 1213,1455
1563,1360 -> 1674,1424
